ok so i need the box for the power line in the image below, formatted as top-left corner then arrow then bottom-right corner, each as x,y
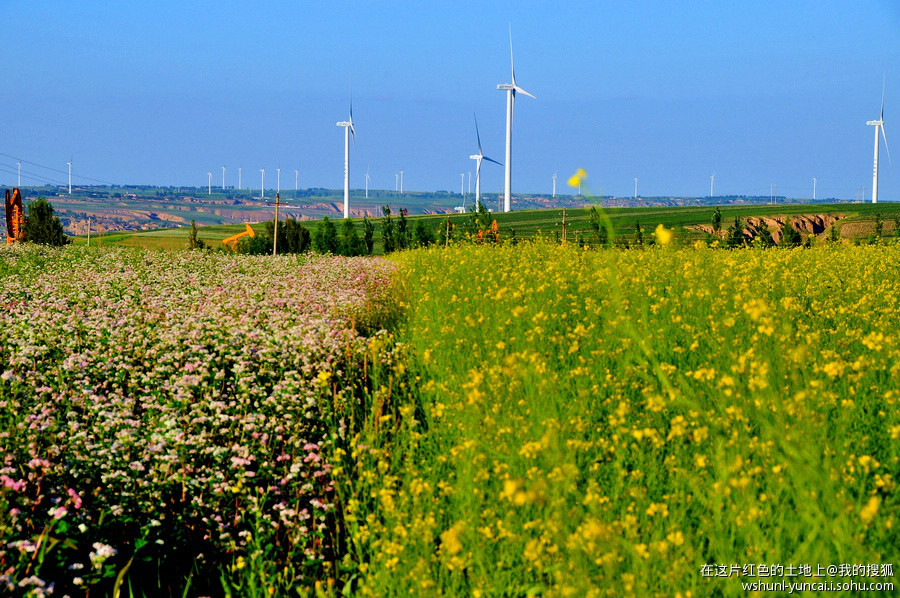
0,152 -> 118,186
0,164 -> 66,187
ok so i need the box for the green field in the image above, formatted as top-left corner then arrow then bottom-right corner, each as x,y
72,202 -> 900,252
2,237 -> 898,596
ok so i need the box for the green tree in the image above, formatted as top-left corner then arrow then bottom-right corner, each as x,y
187,220 -> 206,250
727,216 -> 745,247
237,233 -> 270,255
340,218 -> 366,256
397,209 -> 410,250
23,198 -> 68,246
413,220 -> 436,248
381,206 -> 396,253
282,218 -> 311,254
829,224 -> 840,243
634,220 -> 643,246
874,212 -> 883,239
753,222 -> 775,247
362,217 -> 375,255
313,217 -> 339,254
712,207 -> 722,234
588,206 -> 608,247
780,219 -> 802,247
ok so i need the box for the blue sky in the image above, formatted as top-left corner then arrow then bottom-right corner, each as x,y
1,0 -> 898,199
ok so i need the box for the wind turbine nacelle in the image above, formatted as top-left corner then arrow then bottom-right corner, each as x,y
867,120 -> 882,126
469,155 -> 481,160
337,121 -> 351,127
497,83 -> 515,91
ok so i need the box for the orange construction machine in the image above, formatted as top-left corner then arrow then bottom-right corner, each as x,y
5,188 -> 24,244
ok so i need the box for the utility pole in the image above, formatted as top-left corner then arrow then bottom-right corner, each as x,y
272,193 -> 281,256
445,216 -> 451,247
561,209 -> 568,243
87,216 -> 91,247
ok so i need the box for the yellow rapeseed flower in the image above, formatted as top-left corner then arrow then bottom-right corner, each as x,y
654,224 -> 673,245
568,168 -> 587,188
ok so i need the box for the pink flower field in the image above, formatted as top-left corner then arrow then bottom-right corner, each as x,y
0,246 -> 403,596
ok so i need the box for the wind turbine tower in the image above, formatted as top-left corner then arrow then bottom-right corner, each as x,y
813,177 -> 817,200
552,172 -> 557,198
867,79 -> 891,204
222,166 -> 226,190
634,177 -> 638,199
395,173 -> 399,192
295,169 -> 299,191
400,170 -> 404,194
710,174 -> 715,197
17,162 -> 21,186
277,168 -> 281,194
207,172 -> 212,195
497,26 -> 535,212
67,161 -> 72,194
336,93 -> 355,218
365,167 -> 370,199
260,169 -> 265,199
469,114 -> 501,210
238,167 -> 242,190
460,173 -> 465,196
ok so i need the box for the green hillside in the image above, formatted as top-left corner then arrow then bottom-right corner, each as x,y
72,202 -> 900,252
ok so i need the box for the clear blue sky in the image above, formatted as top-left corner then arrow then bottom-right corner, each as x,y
2,0 -> 898,200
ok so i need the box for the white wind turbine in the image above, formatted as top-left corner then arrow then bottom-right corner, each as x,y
867,78 -> 891,204
497,26 -> 535,213
337,92 -> 356,218
365,166 -> 370,199
469,114 -> 502,210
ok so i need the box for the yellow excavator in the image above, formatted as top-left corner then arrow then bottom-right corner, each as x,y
222,223 -> 255,251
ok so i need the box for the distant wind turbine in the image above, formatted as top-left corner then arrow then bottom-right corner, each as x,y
276,168 -> 281,194
260,169 -> 265,199
67,160 -> 72,194
222,166 -> 226,190
813,177 -> 817,200
469,113 -> 502,210
207,171 -> 212,195
867,77 -> 891,204
238,167 -> 242,190
497,25 -> 535,213
552,172 -> 557,198
460,173 -> 465,196
336,90 -> 355,218
365,166 -> 370,199
399,170 -> 404,194
710,174 -> 715,197
634,177 -> 638,199
295,169 -> 299,191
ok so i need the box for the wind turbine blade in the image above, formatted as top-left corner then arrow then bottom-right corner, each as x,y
514,86 -> 536,99
881,74 -> 886,120
483,156 -> 502,166
882,125 -> 892,166
509,24 -> 515,85
474,113 -> 483,153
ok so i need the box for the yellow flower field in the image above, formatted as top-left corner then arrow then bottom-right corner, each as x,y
338,241 -> 900,597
